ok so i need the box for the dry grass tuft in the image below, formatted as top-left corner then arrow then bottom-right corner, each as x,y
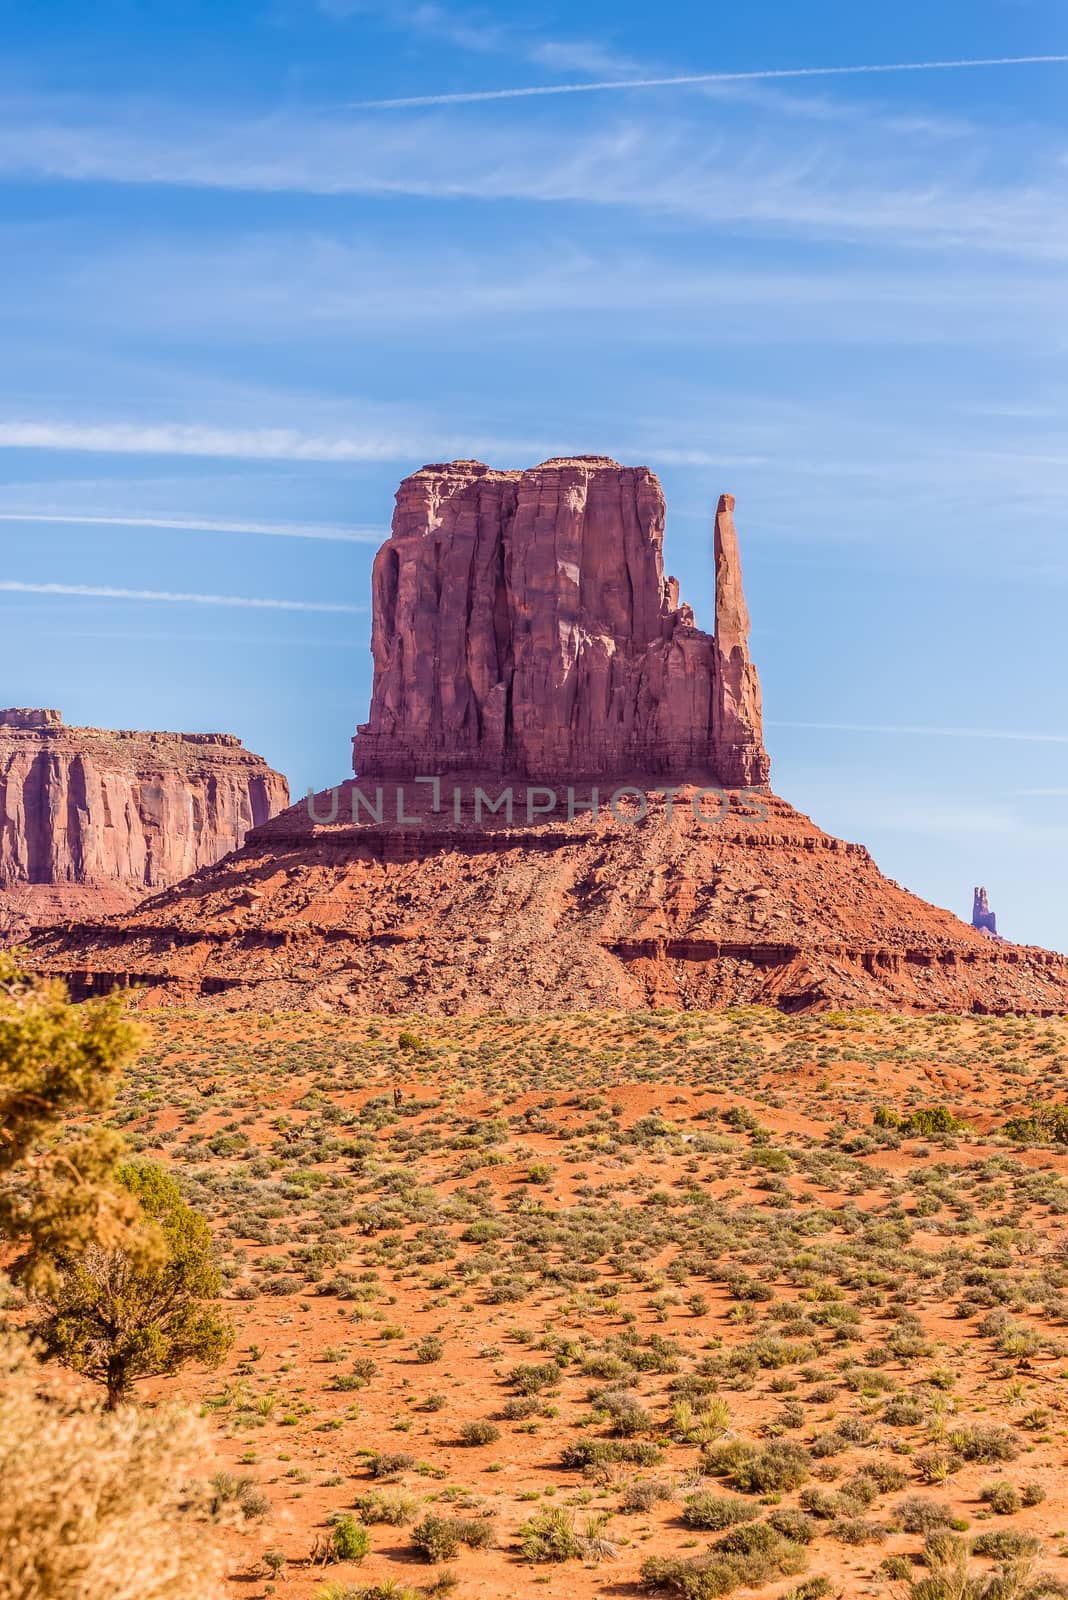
0,1332 -> 225,1600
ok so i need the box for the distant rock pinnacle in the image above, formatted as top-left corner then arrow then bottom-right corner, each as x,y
972,885 -> 1003,939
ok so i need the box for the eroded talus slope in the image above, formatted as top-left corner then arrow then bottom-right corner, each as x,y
25,459 -> 1068,1014
30,788 -> 1068,1014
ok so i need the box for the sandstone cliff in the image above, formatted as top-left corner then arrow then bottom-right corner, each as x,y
0,709 -> 288,936
23,461 -> 1068,1015
352,457 -> 769,787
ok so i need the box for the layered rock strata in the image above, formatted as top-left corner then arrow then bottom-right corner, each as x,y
23,460 -> 1068,1015
26,786 -> 1068,1015
352,458 -> 769,787
0,709 -> 288,937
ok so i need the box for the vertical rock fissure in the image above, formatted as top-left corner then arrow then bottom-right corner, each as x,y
353,459 -> 770,787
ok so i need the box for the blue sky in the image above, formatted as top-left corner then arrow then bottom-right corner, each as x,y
2,1 -> 1067,949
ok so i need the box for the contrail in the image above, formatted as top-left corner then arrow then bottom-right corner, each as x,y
0,510 -> 382,543
353,54 -> 1068,109
769,719 -> 1068,746
0,580 -> 364,613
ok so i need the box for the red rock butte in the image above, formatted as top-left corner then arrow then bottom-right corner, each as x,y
0,710 -> 288,946
22,458 -> 1068,1015
353,457 -> 768,788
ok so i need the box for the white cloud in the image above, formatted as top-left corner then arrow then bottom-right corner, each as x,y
352,54 -> 1068,109
0,580 -> 365,612
0,418 -> 547,463
314,0 -> 638,76
51,234 -> 1062,348
1,95 -> 1065,262
313,0 -> 509,52
0,509 -> 383,541
525,39 -> 640,78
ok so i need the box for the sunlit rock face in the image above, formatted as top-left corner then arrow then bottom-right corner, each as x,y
352,458 -> 769,788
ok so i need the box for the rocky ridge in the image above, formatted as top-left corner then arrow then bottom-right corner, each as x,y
0,709 -> 288,939
23,460 -> 1068,1014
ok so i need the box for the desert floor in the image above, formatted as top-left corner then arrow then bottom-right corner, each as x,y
64,1007 -> 1068,1598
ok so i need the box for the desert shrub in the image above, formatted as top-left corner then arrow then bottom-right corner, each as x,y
0,1336 -> 225,1600
831,1517 -> 886,1546
355,1488 -> 421,1526
584,1354 -> 633,1383
731,1441 -> 811,1494
1022,1483 -> 1047,1507
598,1389 -> 654,1437
459,1420 -> 500,1446
981,1482 -> 1022,1515
641,1530 -> 805,1599
799,1488 -> 845,1521
915,1450 -> 963,1485
620,1479 -> 674,1513
208,1471 -> 269,1521
369,1451 -> 416,1479
683,1493 -> 760,1531
768,1509 -> 819,1544
500,1396 -> 539,1421
411,1516 -> 494,1561
861,1461 -> 909,1493
875,1106 -> 967,1136
896,1497 -> 957,1534
952,1425 -> 1020,1464
809,1430 -> 847,1459
517,1507 -> 584,1563
560,1439 -> 663,1469
508,1362 -> 560,1394
971,1529 -> 1041,1559
317,1586 -> 422,1600
415,1335 -> 444,1363
902,1550 -> 1068,1600
326,1516 -> 370,1563
703,1439 -> 758,1478
1001,1107 -> 1068,1144
712,1522 -> 791,1558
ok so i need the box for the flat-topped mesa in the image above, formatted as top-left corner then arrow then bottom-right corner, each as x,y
0,711 -> 289,900
0,708 -> 63,730
352,457 -> 770,786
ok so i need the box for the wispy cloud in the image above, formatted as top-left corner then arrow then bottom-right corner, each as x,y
316,0 -> 639,77
0,580 -> 364,612
0,418 -> 546,463
0,412 -> 776,469
315,0 -> 509,53
524,39 -> 640,78
52,234 -> 1061,348
352,54 -> 1068,109
0,509 -> 382,541
3,98 -> 1066,261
